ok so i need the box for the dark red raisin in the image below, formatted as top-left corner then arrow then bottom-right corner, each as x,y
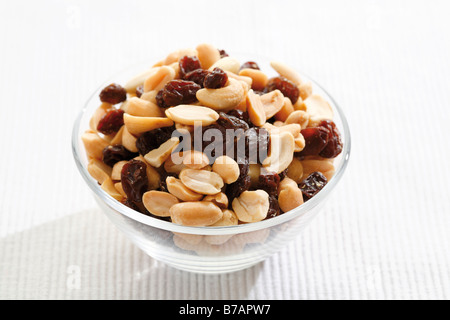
155,89 -> 169,108
162,80 -> 201,106
266,196 -> 281,219
96,109 -> 124,135
135,85 -> 144,98
99,83 -> 127,104
203,68 -> 228,89
318,120 -> 343,158
218,49 -> 229,58
258,170 -> 281,197
184,69 -> 210,87
179,55 -> 202,79
217,112 -> 249,132
265,76 -> 299,104
102,144 -> 138,167
136,126 -> 176,155
238,127 -> 270,165
195,123 -> 228,162
225,157 -> 251,202
298,172 -> 327,201
240,61 -> 260,70
121,159 -> 148,203
296,126 -> 330,157
226,109 -> 252,126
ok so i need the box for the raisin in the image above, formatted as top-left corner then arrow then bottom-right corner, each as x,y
121,159 -> 148,203
218,49 -> 229,58
162,80 -> 201,106
226,109 -> 252,126
184,69 -> 210,87
237,127 -> 270,165
155,89 -> 168,108
258,170 -> 281,197
318,120 -> 343,158
96,109 -> 124,135
296,126 -> 330,157
99,83 -> 127,104
179,55 -> 201,79
240,61 -> 260,70
203,67 -> 228,89
136,125 -> 176,155
298,172 -> 327,201
195,123 -> 228,162
135,85 -> 144,98
265,76 -> 299,104
217,112 -> 249,132
102,144 -> 138,167
266,196 -> 281,219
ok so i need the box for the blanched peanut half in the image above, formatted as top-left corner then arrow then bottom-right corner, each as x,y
166,176 -> 203,201
262,122 -> 301,138
124,67 -> 158,92
274,97 -> 294,122
294,133 -> 306,152
109,125 -> 124,145
270,61 -> 303,85
87,158 -> 112,184
196,78 -> 245,111
278,177 -> 304,213
82,130 -> 109,160
144,137 -> 179,168
121,125 -> 139,152
139,90 -> 158,104
299,81 -> 313,100
246,89 -> 266,126
170,201 -> 223,226
101,178 -> 124,201
179,168 -> 224,195
212,155 -> 240,184
143,66 -> 175,93
114,182 -> 126,197
285,110 -> 310,129
303,94 -> 333,124
261,89 -> 284,119
182,150 -> 210,170
232,190 -> 270,223
142,190 -> 179,217
164,151 -> 186,174
239,68 -> 268,91
123,113 -> 174,136
286,157 -> 303,183
111,160 -> 128,180
301,159 -> 335,181
226,71 -> 252,90
126,97 -> 164,117
196,43 -> 220,69
165,105 -> 219,126
164,48 -> 198,65
262,131 -> 295,174
209,57 -> 240,74
203,192 -> 229,209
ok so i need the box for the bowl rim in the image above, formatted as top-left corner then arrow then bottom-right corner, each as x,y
72,55 -> 351,236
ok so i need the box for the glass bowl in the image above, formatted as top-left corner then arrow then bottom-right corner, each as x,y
72,53 -> 351,274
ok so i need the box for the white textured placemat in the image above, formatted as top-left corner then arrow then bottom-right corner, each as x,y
1,0 -> 449,300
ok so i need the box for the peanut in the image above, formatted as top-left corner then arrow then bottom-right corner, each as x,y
232,190 -> 270,223
109,125 -> 124,145
111,160 -> 128,180
203,192 -> 229,209
142,190 -> 179,217
212,155 -> 240,184
182,150 -> 210,170
301,159 -> 335,181
101,178 -> 124,201
164,48 -> 198,65
143,66 -> 176,93
170,201 -> 223,226
303,94 -> 333,124
165,104 -> 219,126
164,151 -> 186,174
179,168 -> 224,195
87,158 -> 112,184
278,177 -> 304,213
89,103 -> 111,131
196,78 -> 245,111
246,89 -> 266,126
238,68 -> 268,91
134,155 -> 161,190
144,137 -> 179,168
81,130 -> 109,160
285,110 -> 310,129
124,67 -> 158,92
166,176 -> 203,201
299,81 -> 313,100
209,57 -> 240,74
121,125 -> 139,153
196,43 -> 220,69
126,97 -> 164,117
274,97 -> 294,122
261,89 -> 284,119
270,61 -> 302,85
286,157 -> 304,183
262,131 -> 295,174
123,113 -> 174,136
205,209 -> 238,245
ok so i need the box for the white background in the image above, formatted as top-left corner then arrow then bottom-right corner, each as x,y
0,0 -> 449,299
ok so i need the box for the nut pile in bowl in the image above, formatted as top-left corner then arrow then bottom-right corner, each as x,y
82,43 -> 343,227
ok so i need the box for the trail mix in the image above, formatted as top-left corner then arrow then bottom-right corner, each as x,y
82,43 -> 343,227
